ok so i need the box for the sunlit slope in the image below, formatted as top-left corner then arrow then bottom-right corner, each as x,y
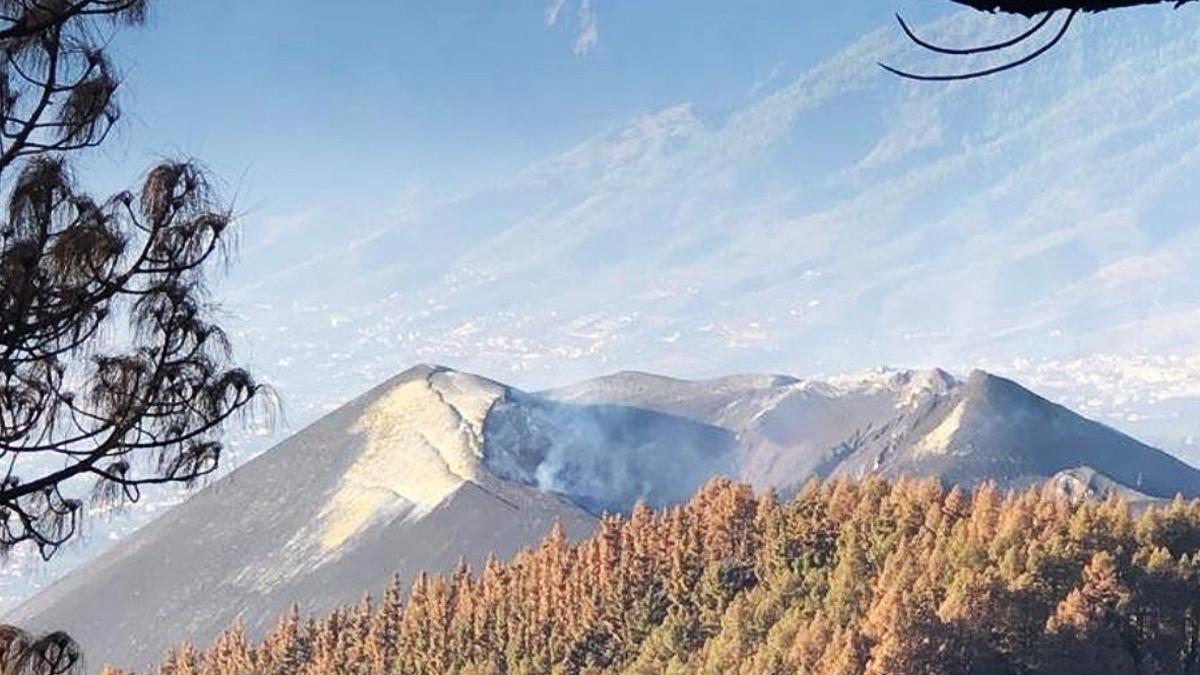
7,366 -> 597,672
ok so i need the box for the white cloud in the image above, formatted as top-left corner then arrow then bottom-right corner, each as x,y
545,0 -> 599,55
260,210 -> 315,246
544,0 -> 567,26
1092,251 -> 1185,290
574,0 -> 599,55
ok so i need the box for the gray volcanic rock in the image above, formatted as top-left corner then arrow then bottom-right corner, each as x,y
860,370 -> 1200,497
1043,467 -> 1157,505
543,367 -> 1200,498
11,364 -> 1199,672
482,390 -> 738,513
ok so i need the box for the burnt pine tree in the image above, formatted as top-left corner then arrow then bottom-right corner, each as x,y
122,478 -> 1200,675
0,0 -> 271,560
0,3 -> 270,671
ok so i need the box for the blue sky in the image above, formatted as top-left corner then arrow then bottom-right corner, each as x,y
72,1 -> 1200,448
88,1 -> 956,226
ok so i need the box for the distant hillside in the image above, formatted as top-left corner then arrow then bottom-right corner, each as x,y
543,366 -> 1200,499
10,364 -> 1199,672
111,477 -> 1200,675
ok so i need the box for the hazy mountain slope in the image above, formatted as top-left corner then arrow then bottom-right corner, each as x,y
804,371 -> 1199,499
544,367 -> 1200,499
860,371 -> 1200,497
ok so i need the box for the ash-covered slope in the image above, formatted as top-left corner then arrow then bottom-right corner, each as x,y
5,366 -> 604,672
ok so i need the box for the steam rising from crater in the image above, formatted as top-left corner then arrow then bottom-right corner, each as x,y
481,392 -> 738,514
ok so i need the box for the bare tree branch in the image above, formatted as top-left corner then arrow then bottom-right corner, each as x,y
0,624 -> 80,675
0,1 -> 273,562
883,0 -> 1198,80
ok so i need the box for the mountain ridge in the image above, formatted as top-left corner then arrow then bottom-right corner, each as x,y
8,362 -> 1198,672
